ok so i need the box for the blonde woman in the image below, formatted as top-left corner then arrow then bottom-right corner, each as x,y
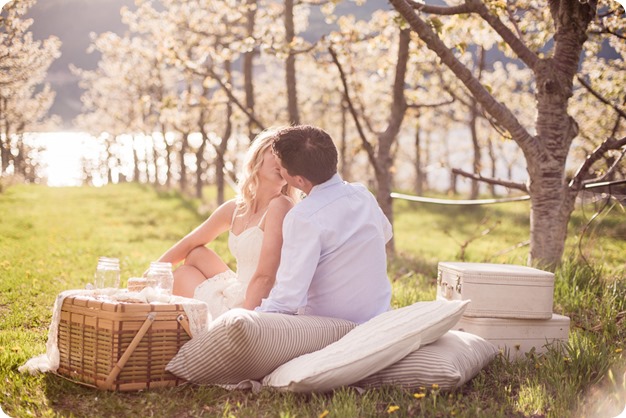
156,129 -> 298,319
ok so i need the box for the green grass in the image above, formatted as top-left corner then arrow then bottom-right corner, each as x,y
1,183 -> 624,417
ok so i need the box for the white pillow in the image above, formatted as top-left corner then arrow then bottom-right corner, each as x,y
354,330 -> 498,390
262,299 -> 470,392
166,308 -> 357,384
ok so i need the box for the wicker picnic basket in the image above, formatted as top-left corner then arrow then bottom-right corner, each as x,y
57,295 -> 195,391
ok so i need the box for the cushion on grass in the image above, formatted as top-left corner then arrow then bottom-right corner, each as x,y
354,330 -> 498,390
262,299 -> 470,392
165,308 -> 357,384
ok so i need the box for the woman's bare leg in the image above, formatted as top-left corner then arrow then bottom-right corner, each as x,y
172,246 -> 230,298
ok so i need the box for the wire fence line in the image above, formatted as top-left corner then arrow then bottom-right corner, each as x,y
391,179 -> 626,206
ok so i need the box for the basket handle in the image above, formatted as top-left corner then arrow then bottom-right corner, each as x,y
104,312 -> 156,389
176,314 -> 193,338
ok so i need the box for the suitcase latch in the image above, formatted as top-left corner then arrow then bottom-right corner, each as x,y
455,276 -> 462,293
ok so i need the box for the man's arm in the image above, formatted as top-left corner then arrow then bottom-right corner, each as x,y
256,212 -> 321,314
243,196 -> 294,309
381,207 -> 393,243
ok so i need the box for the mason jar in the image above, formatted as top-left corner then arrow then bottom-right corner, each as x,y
94,256 -> 120,289
146,261 -> 174,296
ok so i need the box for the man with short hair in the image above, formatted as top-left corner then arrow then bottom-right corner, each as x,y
256,125 -> 392,324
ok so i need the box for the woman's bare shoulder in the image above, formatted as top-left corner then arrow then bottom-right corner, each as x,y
269,194 -> 296,211
210,198 -> 239,220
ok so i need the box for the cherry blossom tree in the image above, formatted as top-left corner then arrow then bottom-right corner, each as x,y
389,0 -> 626,267
0,0 -> 60,179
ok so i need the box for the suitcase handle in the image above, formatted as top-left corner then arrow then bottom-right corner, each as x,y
438,272 -> 462,297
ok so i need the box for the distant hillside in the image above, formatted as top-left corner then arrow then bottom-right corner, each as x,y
25,0 -> 136,128
24,0 -> 383,129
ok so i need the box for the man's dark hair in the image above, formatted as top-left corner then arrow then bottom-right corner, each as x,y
272,125 -> 338,185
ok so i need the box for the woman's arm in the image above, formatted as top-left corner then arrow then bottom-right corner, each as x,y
156,199 -> 237,266
242,195 -> 294,309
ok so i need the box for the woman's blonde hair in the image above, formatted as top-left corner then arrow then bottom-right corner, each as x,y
236,128 -> 299,214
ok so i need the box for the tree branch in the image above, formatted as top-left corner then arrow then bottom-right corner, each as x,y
467,0 -> 539,69
407,97 -> 455,109
588,28 -> 626,40
452,168 -> 529,192
410,0 -> 539,69
582,148 -> 626,186
389,0 -> 536,152
205,66 -> 266,132
505,0 -> 525,40
577,75 -> 626,119
569,136 -> 626,190
328,45 -> 378,172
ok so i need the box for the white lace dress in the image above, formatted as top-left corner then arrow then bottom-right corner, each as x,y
193,211 -> 265,321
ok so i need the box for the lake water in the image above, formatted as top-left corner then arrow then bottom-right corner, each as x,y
30,131 -> 103,187
27,130 -> 531,194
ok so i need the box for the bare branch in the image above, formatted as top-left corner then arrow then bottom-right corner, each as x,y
588,28 -> 626,40
389,0 -> 536,152
410,0 -> 539,69
297,0 -> 329,5
407,97 -> 455,109
581,148 -> 626,186
452,168 -> 528,192
505,0 -> 524,39
577,76 -> 626,119
327,45 -> 378,170
182,57 -> 266,132
570,136 -> 626,190
467,0 -> 539,69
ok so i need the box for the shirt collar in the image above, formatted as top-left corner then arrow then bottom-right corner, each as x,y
308,173 -> 342,196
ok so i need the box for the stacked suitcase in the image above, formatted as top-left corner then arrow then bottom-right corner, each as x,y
436,262 -> 570,360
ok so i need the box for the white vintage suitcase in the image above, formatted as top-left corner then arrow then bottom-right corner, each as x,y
453,314 -> 570,359
437,262 -> 554,319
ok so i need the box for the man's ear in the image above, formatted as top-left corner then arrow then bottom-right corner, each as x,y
294,175 -> 314,194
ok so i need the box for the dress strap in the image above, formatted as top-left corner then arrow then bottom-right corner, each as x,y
230,203 -> 240,229
257,209 -> 269,228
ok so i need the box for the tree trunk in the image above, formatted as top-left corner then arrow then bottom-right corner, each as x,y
195,139 -> 207,199
525,0 -> 594,268
339,97 -> 349,181
216,60 -> 234,205
284,0 -> 300,125
389,0 -> 597,268
131,135 -> 141,182
244,0 -> 257,141
487,135 -> 497,197
162,127 -> 172,188
179,132 -> 189,194
148,137 -> 157,185
1,101 -> 11,175
375,28 -> 411,255
469,47 -> 486,200
331,27 -> 409,256
469,104 -> 481,199
414,118 -> 424,196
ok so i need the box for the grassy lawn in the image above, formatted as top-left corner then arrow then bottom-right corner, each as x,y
0,183 -> 624,417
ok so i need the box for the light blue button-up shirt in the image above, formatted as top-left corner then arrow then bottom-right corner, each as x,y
257,174 -> 392,324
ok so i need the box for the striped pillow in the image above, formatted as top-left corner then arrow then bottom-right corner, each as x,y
263,299 -> 470,392
165,308 -> 357,384
354,330 -> 498,390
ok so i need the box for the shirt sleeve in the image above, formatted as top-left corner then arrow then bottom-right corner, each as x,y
381,208 -> 393,243
256,210 -> 321,314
